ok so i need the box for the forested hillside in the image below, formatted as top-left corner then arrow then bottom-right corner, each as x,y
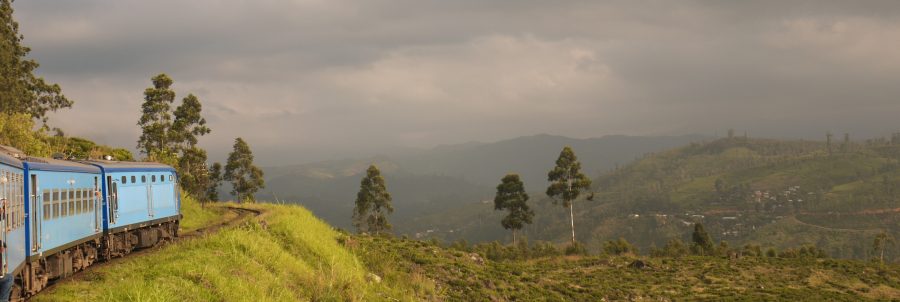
521,136 -> 900,261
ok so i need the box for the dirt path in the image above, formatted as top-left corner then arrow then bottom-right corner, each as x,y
28,206 -> 261,301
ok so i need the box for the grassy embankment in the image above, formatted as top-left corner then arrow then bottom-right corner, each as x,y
35,198 -> 436,301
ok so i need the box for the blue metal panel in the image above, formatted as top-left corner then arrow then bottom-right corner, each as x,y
1,162 -> 26,275
101,170 -> 179,232
26,169 -> 102,255
25,162 -> 100,174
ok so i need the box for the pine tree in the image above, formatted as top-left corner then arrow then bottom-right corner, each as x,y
0,0 -> 72,124
353,165 -> 393,235
207,162 -> 223,202
224,138 -> 265,202
546,146 -> 592,245
494,174 -> 534,245
136,74 -> 176,160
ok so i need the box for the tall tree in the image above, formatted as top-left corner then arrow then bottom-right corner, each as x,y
691,223 -> 714,256
494,174 -> 533,245
206,162 -> 223,202
171,93 -> 211,197
170,94 -> 210,151
546,146 -> 592,245
224,137 -> 265,202
177,147 -> 209,199
353,165 -> 393,235
0,0 -> 72,124
136,74 -> 176,160
873,232 -> 894,264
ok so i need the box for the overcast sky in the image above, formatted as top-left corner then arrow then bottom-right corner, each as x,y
13,1 -> 900,165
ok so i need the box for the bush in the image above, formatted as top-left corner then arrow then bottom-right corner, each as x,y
565,241 -> 588,256
603,238 -> 637,255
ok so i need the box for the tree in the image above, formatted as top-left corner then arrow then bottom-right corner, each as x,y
171,93 -> 211,197
546,146 -> 592,245
493,174 -> 534,245
691,223 -> 715,256
873,232 -> 894,264
206,162 -> 223,202
0,0 -> 72,124
352,165 -> 393,235
136,74 -> 176,160
177,147 -> 209,200
224,138 -> 265,202
170,94 -> 210,151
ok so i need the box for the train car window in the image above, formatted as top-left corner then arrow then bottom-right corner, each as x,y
50,189 -> 59,218
160,174 -> 165,182
142,175 -> 146,183
152,175 -> 156,182
122,176 -> 127,184
43,189 -> 51,220
131,176 -> 136,183
169,175 -> 174,181
84,188 -> 90,213
61,189 -> 68,217
74,189 -> 82,214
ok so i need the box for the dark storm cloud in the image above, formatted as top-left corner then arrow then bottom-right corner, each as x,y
12,0 -> 900,164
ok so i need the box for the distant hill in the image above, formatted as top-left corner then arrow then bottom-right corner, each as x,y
421,136 -> 900,261
259,134 -> 708,231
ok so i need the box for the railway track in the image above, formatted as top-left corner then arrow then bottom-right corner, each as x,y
25,206 -> 262,301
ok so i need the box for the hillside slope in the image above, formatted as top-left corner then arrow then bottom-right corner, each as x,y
36,202 -> 436,301
543,137 -> 900,260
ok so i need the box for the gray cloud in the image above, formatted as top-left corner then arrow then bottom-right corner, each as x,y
13,0 -> 900,164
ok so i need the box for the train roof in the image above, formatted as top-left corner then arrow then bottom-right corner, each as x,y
0,152 -> 23,169
24,157 -> 101,173
0,145 -> 24,168
81,160 -> 176,173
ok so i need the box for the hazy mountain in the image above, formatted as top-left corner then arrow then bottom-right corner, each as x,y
259,134 -> 708,231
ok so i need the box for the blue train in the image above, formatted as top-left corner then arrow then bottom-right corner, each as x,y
0,146 -> 181,299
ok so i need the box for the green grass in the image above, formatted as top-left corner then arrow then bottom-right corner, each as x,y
357,236 -> 900,301
35,203 -> 435,302
177,194 -> 229,233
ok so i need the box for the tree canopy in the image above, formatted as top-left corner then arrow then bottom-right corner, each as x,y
0,0 -> 72,124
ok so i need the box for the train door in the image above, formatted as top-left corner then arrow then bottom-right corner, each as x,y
1,171 -> 7,277
30,174 -> 40,252
146,174 -> 154,218
94,177 -> 101,231
106,176 -> 118,225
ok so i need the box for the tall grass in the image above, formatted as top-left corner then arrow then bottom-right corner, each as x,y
35,203 -> 432,301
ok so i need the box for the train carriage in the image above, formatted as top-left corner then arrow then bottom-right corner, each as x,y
83,161 -> 180,258
0,146 -> 182,299
0,153 -> 26,282
18,157 -> 103,295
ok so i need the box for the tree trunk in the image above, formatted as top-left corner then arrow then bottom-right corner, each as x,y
569,203 -> 576,245
512,229 -> 517,245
